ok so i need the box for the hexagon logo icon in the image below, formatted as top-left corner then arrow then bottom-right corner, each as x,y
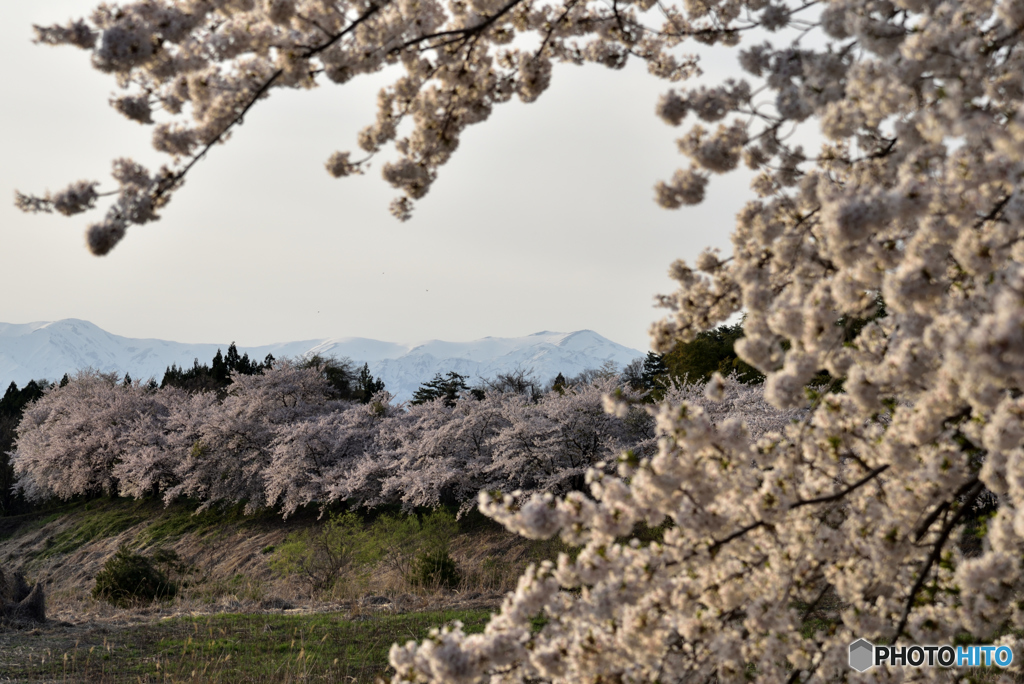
849,639 -> 874,672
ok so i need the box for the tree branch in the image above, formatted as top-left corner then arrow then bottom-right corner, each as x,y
392,0 -> 523,53
893,481 -> 984,644
912,477 -> 980,542
153,2 -> 387,203
790,465 -> 889,509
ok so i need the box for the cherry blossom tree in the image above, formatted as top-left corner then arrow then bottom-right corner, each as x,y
366,383 -> 653,514
266,391 -> 396,517
164,360 -> 339,512
10,369 -> 680,517
112,385 -> 192,499
13,0 -> 1024,679
484,379 -> 654,497
16,0 -> 702,251
13,371 -> 168,501
374,394 -> 505,511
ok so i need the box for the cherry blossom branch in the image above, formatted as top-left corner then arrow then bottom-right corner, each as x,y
893,480 -> 985,644
391,0 -> 524,53
154,3 -> 387,203
912,477 -> 981,542
708,465 -> 890,556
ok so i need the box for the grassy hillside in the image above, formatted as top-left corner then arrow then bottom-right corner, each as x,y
0,498 -> 567,682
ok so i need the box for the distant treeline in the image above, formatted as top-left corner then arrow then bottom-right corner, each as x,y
7,360 -> 803,520
0,321 -> 798,517
8,363 -> 659,518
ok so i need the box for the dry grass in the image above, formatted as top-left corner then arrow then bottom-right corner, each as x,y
0,499 -> 565,627
0,499 -> 565,681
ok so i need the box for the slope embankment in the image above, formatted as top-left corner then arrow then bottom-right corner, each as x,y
0,498 -> 556,625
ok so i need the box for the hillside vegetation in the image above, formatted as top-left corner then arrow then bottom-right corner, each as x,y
0,496 -> 575,681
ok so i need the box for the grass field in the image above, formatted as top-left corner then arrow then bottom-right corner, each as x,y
1,608 -> 494,683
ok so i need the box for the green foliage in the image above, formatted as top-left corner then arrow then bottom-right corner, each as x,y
411,371 -> 477,406
270,511 -> 380,595
40,499 -> 148,558
837,292 -> 887,344
662,323 -> 765,386
808,293 -> 889,389
211,349 -> 228,385
639,351 -> 670,398
416,508 -> 459,550
161,343 -> 270,394
367,511 -> 422,579
0,609 -> 494,682
354,363 -> 386,403
368,508 -> 460,587
92,544 -> 178,608
0,379 -> 49,516
411,548 -> 461,590
140,500 -> 265,545
661,299 -> 889,390
408,509 -> 461,589
161,358 -> 223,393
225,343 -> 262,376
622,519 -> 673,547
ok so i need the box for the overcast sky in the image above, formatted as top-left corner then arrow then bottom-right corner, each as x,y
1,1 -> 754,353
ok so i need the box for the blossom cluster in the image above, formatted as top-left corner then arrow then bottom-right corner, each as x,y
16,0 -> 706,248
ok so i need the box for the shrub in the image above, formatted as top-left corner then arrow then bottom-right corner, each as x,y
367,511 -> 422,580
368,508 -> 460,588
92,545 -> 177,608
270,511 -> 378,595
410,548 -> 461,590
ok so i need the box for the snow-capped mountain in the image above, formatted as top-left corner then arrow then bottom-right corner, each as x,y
0,320 -> 645,401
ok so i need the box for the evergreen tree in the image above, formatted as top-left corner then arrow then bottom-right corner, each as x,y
353,363 -> 386,404
411,371 -> 471,407
160,344 -> 270,394
123,372 -> 133,386
226,342 -> 241,372
660,303 -> 887,389
59,373 -> 70,388
640,352 -> 668,388
211,349 -> 228,385
636,352 -> 671,399
160,357 -> 220,393
0,379 -> 47,515
226,342 -> 259,375
551,372 -> 567,394
2,382 -> 18,408
662,323 -> 764,385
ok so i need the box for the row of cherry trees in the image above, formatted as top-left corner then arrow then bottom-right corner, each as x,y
10,363 -> 800,517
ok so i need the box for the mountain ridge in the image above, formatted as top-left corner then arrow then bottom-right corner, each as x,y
0,320 -> 645,401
